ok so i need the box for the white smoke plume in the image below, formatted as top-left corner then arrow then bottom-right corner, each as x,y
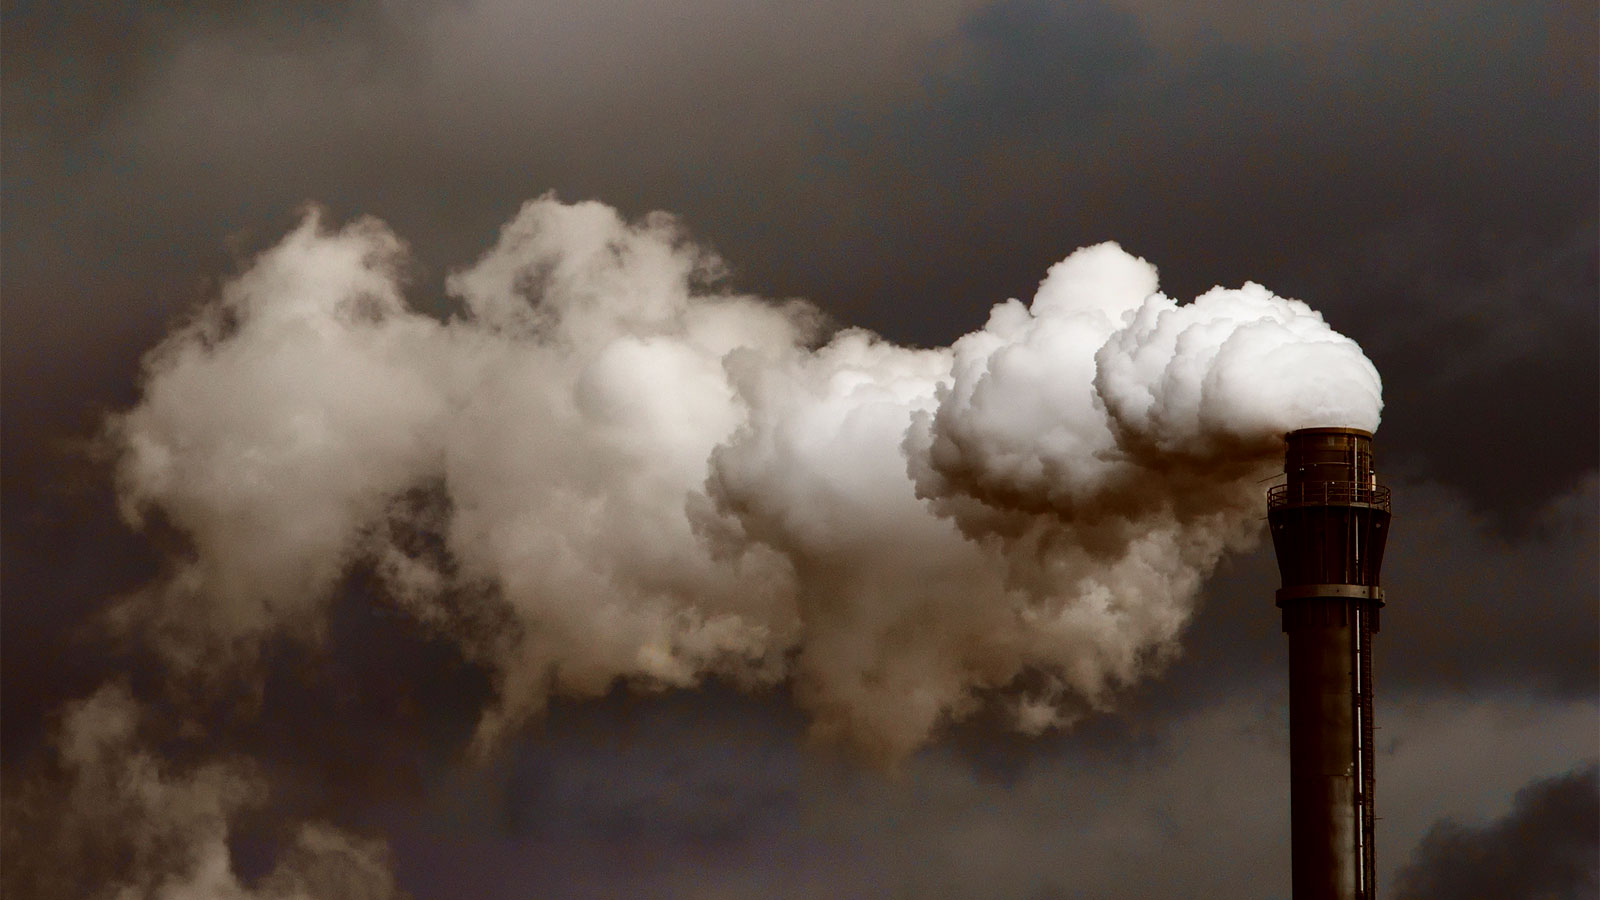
1,683 -> 400,900
109,196 -> 1381,763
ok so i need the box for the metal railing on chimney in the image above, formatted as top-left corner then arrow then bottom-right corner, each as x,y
1267,481 -> 1391,511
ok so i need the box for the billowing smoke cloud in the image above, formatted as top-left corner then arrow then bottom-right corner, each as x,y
1,684 -> 400,900
109,196 -> 1381,763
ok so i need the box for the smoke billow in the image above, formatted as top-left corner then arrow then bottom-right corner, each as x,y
109,195 -> 1381,763
1,684 -> 400,900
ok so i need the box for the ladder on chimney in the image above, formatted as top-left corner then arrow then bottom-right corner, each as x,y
1352,601 -> 1377,899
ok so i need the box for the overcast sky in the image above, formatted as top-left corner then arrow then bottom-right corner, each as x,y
3,1 -> 1596,898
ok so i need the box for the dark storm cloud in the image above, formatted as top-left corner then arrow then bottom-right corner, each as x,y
0,2 -> 340,135
1379,475 -> 1599,697
366,687 -> 1593,900
439,685 -> 806,844
1222,473 -> 1597,698
1393,764 -> 1600,900
1306,217 -> 1599,521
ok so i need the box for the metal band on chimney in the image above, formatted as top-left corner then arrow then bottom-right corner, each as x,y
1276,585 -> 1385,603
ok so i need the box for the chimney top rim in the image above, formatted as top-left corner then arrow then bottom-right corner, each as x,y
1284,426 -> 1375,439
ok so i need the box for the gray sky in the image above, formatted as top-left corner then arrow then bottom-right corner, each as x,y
3,1 -> 1596,897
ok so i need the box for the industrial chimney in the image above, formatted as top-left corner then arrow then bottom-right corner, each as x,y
1267,427 -> 1391,900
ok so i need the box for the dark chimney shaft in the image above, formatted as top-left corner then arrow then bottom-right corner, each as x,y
1267,427 -> 1391,900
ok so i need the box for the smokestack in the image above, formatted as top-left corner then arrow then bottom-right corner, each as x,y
1268,427 -> 1391,900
